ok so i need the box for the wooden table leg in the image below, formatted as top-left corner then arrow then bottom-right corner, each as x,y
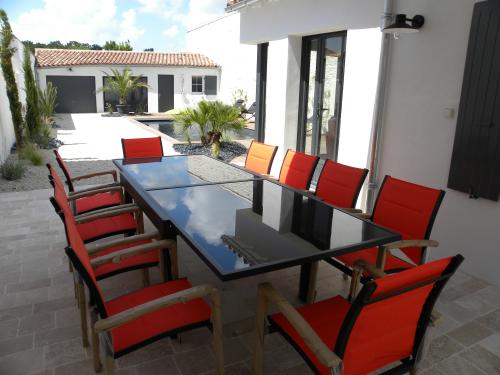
298,261 -> 319,303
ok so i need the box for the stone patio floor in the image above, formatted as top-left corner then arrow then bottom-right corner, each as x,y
0,188 -> 500,375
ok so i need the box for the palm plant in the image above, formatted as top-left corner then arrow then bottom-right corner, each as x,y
97,68 -> 149,113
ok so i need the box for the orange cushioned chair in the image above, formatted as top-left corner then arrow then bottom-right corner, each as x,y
278,150 -> 319,190
254,255 -> 464,375
48,163 -> 139,243
53,150 -> 122,214
328,176 -> 445,297
121,136 -> 164,158
315,160 -> 368,208
62,208 -> 224,374
244,140 -> 278,174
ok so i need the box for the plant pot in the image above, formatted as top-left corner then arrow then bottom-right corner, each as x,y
116,104 -> 129,114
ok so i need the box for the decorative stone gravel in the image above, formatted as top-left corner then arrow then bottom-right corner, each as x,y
173,142 -> 247,163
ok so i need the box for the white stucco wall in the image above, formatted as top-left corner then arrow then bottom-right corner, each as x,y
36,65 -> 221,113
186,13 -> 257,106
238,0 -> 500,285
0,36 -> 26,163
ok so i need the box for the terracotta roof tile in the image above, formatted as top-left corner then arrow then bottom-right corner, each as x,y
35,49 -> 219,68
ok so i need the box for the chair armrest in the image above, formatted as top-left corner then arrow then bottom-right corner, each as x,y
68,182 -> 121,196
74,204 -> 140,224
381,239 -> 439,251
67,186 -> 123,201
71,170 -> 117,182
258,283 -> 342,369
94,284 -> 219,333
90,239 -> 174,267
353,259 -> 386,279
261,174 -> 277,180
343,208 -> 364,214
74,203 -> 136,219
86,231 -> 161,255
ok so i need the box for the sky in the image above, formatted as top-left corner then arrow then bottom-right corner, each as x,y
1,0 -> 228,51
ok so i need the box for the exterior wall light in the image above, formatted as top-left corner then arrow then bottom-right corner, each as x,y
382,14 -> 425,37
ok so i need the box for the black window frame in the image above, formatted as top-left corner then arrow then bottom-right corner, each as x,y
192,76 -> 203,93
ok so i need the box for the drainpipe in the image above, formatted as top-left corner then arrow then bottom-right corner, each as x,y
365,0 -> 394,211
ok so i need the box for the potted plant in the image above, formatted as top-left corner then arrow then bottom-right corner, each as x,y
98,68 -> 148,114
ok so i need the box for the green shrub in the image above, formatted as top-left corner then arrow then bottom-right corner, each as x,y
23,46 -> 41,141
19,143 -> 43,166
0,160 -> 26,180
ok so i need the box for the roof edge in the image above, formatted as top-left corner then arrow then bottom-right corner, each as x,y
225,0 -> 263,12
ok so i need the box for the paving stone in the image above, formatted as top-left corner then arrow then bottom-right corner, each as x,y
462,345 -> 500,374
448,321 -> 493,347
116,339 -> 174,368
0,347 -> 45,375
171,328 -> 212,353
221,337 -> 250,366
44,337 -> 86,368
54,307 -> 80,328
34,297 -> 75,314
454,293 -> 498,317
435,353 -> 487,374
477,309 -> 500,331
173,345 -> 215,375
0,318 -> 20,339
437,300 -> 481,324
6,278 -> 51,294
478,332 -> 500,358
54,359 -> 96,375
19,312 -> 55,335
0,304 -> 33,322
135,355 -> 180,375
0,335 -> 34,356
34,324 -> 81,347
425,335 -> 464,363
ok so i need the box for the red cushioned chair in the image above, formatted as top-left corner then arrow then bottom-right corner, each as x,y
327,175 -> 445,296
254,255 -> 464,375
278,150 -> 319,190
315,160 -> 368,208
244,140 -> 278,175
47,163 -> 124,215
121,136 -> 164,158
62,208 -> 224,375
48,164 -> 141,243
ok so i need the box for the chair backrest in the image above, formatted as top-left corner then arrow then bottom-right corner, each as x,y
372,176 -> 445,265
278,150 -> 319,190
244,140 -> 278,175
335,255 -> 463,375
53,149 -> 76,192
62,209 -> 108,317
121,137 -> 164,158
315,160 -> 368,208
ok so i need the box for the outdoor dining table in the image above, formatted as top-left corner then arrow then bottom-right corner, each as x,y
113,154 -> 400,302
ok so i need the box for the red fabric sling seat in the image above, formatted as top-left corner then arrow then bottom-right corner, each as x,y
315,160 -> 368,208
64,212 -> 211,358
334,175 -> 445,274
278,150 -> 319,190
244,140 -> 278,174
269,255 -> 463,375
122,137 -> 164,158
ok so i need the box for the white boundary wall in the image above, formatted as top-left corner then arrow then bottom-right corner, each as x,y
0,36 -> 26,162
36,65 -> 221,113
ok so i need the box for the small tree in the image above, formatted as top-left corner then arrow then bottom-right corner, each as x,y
23,47 -> 41,141
103,40 -> 133,51
97,68 -> 148,110
0,9 -> 24,148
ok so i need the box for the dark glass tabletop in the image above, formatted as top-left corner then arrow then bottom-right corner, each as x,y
113,155 -> 260,190
147,179 -> 400,280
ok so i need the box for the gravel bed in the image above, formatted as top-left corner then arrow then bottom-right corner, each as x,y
0,149 -> 118,193
173,142 -> 247,163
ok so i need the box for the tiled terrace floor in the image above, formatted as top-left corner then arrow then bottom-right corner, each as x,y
1,188 -> 500,374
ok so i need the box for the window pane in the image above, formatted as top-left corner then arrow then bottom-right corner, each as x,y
204,76 -> 217,95
192,76 -> 203,93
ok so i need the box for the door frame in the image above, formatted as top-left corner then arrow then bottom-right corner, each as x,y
296,30 -> 347,159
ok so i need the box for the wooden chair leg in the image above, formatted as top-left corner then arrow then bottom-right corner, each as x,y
253,284 -> 269,375
76,280 -> 90,348
348,267 -> 361,301
142,268 -> 150,287
169,239 -> 179,280
91,311 -> 103,372
306,261 -> 319,304
210,288 -> 224,375
135,210 -> 144,234
104,354 -> 116,375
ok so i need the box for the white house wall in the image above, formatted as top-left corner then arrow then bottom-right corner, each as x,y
186,13 -> 257,105
36,65 -> 221,113
238,0 -> 500,285
0,36 -> 26,162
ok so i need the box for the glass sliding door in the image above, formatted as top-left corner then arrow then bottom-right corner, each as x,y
298,32 -> 347,162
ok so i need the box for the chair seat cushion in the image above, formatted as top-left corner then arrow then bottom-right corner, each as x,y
74,191 -> 122,214
335,247 -> 414,274
269,296 -> 350,375
106,279 -> 211,355
77,213 -> 136,243
92,240 -> 159,279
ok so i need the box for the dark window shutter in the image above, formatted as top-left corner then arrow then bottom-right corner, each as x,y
448,0 -> 500,201
204,76 -> 217,95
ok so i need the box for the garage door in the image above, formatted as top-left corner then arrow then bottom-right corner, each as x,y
46,76 -> 97,113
